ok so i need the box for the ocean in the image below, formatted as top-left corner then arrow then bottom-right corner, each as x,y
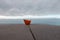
0,18 -> 60,26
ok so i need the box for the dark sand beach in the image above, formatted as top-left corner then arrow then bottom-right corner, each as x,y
0,24 -> 60,40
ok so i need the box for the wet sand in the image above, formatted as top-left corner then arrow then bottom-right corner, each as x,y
0,24 -> 60,40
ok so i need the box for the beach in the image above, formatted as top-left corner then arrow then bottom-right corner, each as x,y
0,24 -> 60,40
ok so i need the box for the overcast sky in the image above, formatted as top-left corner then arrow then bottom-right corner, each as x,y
0,0 -> 60,16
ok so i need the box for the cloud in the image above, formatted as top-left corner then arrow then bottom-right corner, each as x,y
0,0 -> 60,16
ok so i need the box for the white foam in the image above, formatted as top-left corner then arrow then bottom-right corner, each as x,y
0,15 -> 59,19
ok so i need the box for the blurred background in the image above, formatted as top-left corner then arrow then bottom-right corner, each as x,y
0,0 -> 60,26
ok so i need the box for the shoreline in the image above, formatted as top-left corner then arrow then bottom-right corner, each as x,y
0,24 -> 60,40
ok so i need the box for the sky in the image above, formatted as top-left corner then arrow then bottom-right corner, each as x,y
0,0 -> 60,16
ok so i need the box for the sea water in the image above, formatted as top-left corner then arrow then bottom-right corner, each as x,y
0,18 -> 60,26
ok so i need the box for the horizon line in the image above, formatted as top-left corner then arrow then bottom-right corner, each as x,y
0,15 -> 59,19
